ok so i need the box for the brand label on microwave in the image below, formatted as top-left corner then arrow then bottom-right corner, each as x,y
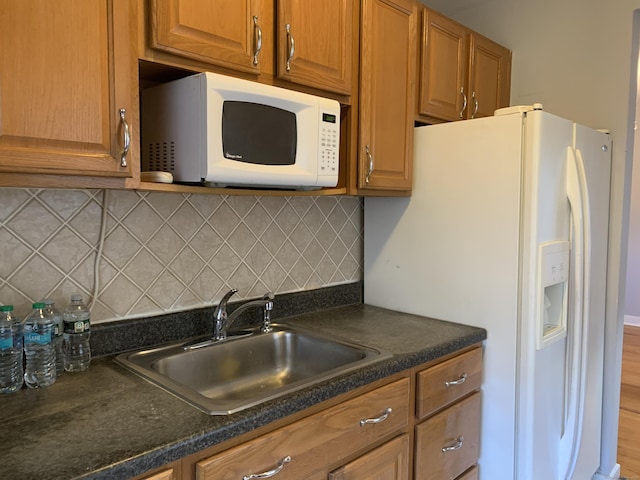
225,152 -> 243,160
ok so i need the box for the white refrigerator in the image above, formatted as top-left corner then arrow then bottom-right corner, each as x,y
364,105 -> 612,480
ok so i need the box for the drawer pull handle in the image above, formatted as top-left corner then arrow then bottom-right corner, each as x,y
445,373 -> 467,387
118,108 -> 130,168
360,407 -> 392,426
442,436 -> 464,453
243,456 -> 291,480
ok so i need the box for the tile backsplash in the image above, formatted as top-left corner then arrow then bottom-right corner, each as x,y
0,188 -> 363,323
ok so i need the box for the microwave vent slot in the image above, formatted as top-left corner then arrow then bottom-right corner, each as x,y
144,141 -> 176,173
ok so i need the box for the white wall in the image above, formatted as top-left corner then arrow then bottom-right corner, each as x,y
419,0 -> 640,475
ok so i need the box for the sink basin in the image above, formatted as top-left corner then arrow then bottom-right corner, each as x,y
115,325 -> 391,415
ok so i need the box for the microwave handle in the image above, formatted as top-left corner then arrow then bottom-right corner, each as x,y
285,23 -> 295,72
253,16 -> 262,66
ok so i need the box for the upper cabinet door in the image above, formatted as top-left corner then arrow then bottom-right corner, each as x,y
150,0 -> 263,74
418,9 -> 469,122
0,0 -> 137,178
358,0 -> 417,191
277,0 -> 353,95
468,33 -> 512,119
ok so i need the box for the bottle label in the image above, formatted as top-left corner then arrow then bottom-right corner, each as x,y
0,337 -> 13,349
64,319 -> 90,334
24,331 -> 51,345
53,323 -> 62,337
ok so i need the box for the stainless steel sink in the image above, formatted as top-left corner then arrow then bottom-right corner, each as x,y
115,325 -> 391,415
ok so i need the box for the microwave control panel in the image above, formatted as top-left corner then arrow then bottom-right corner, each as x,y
319,112 -> 339,177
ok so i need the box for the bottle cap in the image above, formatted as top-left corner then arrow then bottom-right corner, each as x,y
71,294 -> 82,302
32,302 -> 45,309
42,298 -> 54,305
0,305 -> 13,312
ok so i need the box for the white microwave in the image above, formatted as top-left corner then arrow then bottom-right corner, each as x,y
141,72 -> 340,189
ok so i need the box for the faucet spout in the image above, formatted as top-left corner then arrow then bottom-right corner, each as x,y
213,289 -> 275,340
213,288 -> 237,341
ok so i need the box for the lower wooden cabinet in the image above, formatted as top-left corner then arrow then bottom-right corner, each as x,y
414,393 -> 481,480
195,378 -> 410,479
135,346 -> 482,480
457,466 -> 479,480
329,434 -> 410,480
141,469 -> 176,480
413,346 -> 482,480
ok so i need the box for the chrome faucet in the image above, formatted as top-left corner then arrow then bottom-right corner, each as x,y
213,289 -> 275,341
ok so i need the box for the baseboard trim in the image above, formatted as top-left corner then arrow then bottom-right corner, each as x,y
624,315 -> 640,327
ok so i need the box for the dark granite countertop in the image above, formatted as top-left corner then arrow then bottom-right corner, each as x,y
0,303 -> 486,480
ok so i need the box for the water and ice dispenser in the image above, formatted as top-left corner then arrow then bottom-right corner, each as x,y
536,241 -> 570,350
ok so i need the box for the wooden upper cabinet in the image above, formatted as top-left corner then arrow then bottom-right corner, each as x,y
418,7 -> 511,122
358,0 -> 417,192
149,0 -> 264,74
0,0 -> 137,178
468,33 -> 512,119
418,9 -> 468,122
277,0 -> 353,95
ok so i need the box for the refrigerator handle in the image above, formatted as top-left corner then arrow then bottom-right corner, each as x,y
559,146 -> 592,480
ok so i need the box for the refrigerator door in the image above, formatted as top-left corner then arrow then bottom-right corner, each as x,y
517,110 -> 574,480
563,125 -> 610,480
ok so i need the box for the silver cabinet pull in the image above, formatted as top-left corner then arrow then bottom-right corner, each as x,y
243,456 -> 292,480
442,436 -> 464,453
445,373 -> 467,388
459,87 -> 467,118
118,108 -> 130,168
365,145 -> 374,184
285,23 -> 295,72
252,16 -> 262,66
471,91 -> 479,118
360,407 -> 392,426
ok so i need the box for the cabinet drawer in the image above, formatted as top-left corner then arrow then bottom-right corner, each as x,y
414,392 -> 480,480
196,378 -> 410,479
416,347 -> 482,419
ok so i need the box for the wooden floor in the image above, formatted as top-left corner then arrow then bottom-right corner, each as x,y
619,325 -> 640,479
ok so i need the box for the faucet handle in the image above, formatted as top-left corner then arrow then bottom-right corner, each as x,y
214,288 -> 238,320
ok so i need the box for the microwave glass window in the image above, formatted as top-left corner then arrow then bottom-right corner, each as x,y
222,101 -> 297,166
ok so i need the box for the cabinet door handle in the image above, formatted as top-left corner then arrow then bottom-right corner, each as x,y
243,456 -> 292,480
445,372 -> 467,388
118,108 -> 130,168
459,87 -> 467,118
252,16 -> 262,66
365,145 -> 374,184
360,407 -> 392,426
471,91 -> 479,118
442,436 -> 464,453
285,23 -> 295,72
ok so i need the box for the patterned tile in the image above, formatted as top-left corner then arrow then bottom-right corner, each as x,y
0,188 -> 363,323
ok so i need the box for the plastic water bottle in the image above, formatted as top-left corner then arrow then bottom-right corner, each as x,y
43,299 -> 65,377
0,305 -> 23,393
63,295 -> 91,372
24,302 -> 56,389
